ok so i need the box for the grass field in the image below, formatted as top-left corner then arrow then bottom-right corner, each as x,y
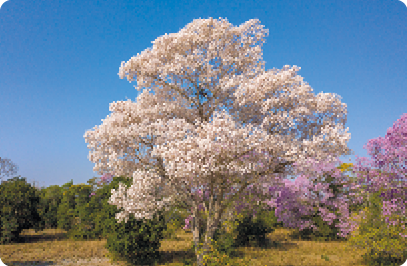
0,226 -> 370,266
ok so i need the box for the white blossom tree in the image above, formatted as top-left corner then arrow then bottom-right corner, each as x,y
84,17 -> 353,265
0,157 -> 19,183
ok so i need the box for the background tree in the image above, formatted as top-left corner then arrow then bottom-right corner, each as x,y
35,184 -> 65,230
0,157 -> 19,183
0,176 -> 43,244
84,17 -> 353,265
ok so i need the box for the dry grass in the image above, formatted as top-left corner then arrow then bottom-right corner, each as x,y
0,227 -> 369,266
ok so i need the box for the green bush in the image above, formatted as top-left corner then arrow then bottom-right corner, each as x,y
0,176 -> 43,244
211,225 -> 237,256
80,174 -> 169,266
233,207 -> 275,248
104,208 -> 167,266
347,189 -> 407,266
88,177 -> 192,239
54,175 -> 159,243
57,175 -> 169,243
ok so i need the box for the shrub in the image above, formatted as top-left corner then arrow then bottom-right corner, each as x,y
0,176 -> 43,244
88,177 -> 193,242
77,174 -> 168,265
211,225 -> 237,256
233,208 -> 275,248
104,208 -> 167,266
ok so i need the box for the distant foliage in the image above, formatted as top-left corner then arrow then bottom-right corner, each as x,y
0,176 -> 42,244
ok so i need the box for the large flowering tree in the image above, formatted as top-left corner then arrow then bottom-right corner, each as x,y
83,17 -> 353,265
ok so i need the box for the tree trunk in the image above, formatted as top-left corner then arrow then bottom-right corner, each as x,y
193,213 -> 219,266
191,211 -> 204,266
196,208 -> 223,266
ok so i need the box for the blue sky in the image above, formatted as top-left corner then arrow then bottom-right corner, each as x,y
0,0 -> 406,192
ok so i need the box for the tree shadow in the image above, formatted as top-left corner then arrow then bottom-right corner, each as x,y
2,260 -> 57,266
288,230 -> 350,243
155,249 -> 197,265
234,238 -> 299,252
13,230 -> 69,244
11,227 -> 300,265
151,238 -> 299,265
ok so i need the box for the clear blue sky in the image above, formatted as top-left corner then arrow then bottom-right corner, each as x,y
1,0 -> 406,192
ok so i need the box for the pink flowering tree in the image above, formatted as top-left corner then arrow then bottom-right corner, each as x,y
344,113 -> 407,261
83,17 -> 354,265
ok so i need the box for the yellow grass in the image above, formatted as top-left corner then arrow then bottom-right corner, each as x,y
0,227 -> 370,266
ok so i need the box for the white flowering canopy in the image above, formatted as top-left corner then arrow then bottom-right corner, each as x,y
84,17 -> 352,223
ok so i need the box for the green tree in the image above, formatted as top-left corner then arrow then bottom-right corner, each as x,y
36,184 -> 65,230
0,176 -> 43,244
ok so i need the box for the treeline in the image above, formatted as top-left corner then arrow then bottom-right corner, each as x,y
1,173 -> 405,266
0,171 -> 375,244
